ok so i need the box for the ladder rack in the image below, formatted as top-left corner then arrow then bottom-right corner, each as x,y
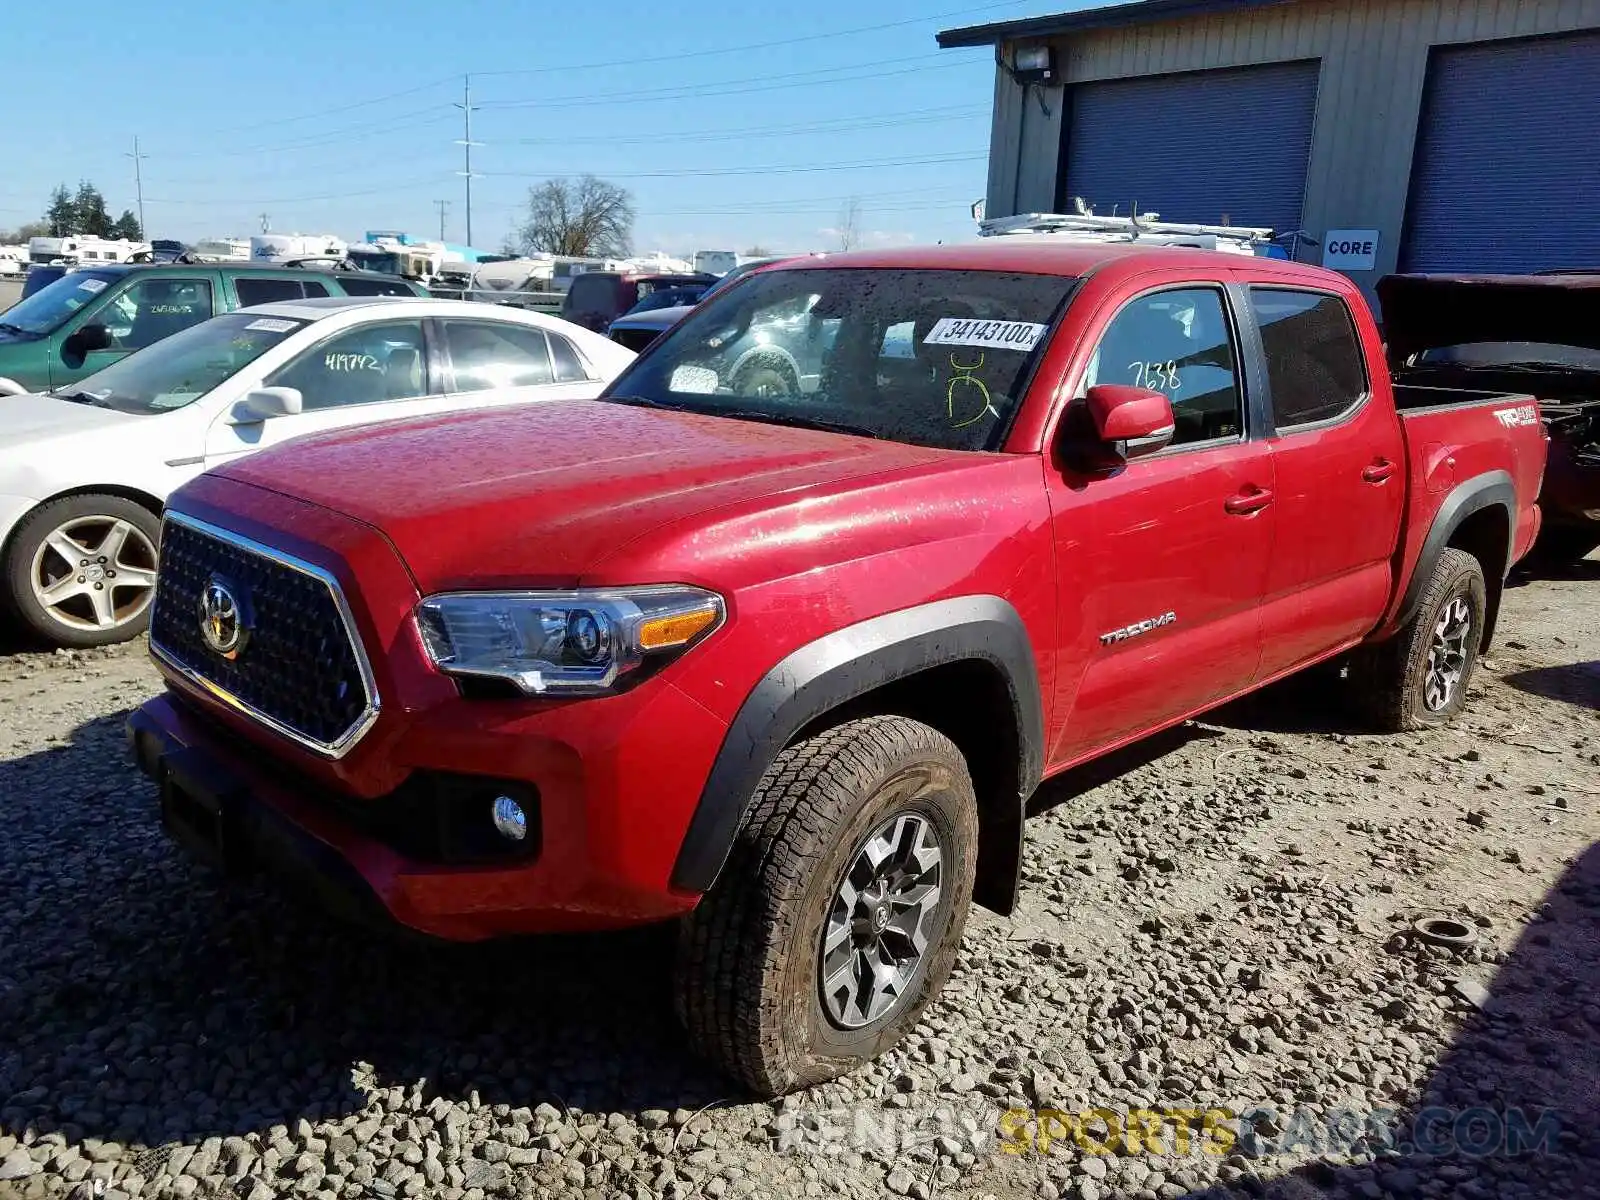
979,211 -> 1276,255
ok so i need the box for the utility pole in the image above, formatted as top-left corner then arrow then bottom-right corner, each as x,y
435,199 -> 450,241
454,75 -> 480,247
259,212 -> 270,234
126,136 -> 148,237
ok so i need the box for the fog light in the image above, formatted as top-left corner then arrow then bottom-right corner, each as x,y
490,795 -> 528,841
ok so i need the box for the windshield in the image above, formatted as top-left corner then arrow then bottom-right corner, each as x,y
349,249 -> 401,275
56,312 -> 308,414
607,267 -> 1076,451
1413,341 -> 1600,370
0,270 -> 122,335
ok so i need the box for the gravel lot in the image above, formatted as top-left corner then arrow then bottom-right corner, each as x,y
1,557 -> 1596,1200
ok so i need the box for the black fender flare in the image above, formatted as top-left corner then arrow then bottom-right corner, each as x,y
668,594 -> 1044,900
1396,469 -> 1515,638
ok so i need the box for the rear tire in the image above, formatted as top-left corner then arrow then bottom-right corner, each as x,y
1358,547 -> 1486,732
3,493 -> 162,648
675,715 -> 978,1097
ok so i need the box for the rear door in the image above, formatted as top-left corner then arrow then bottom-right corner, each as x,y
1046,279 -> 1276,764
438,318 -> 610,404
228,275 -> 332,308
1248,285 -> 1406,677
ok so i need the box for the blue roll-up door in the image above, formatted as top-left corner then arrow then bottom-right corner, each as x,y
1060,61 -> 1319,236
1401,32 -> 1600,273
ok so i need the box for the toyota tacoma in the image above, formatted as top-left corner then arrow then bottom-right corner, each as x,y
128,242 -> 1547,1096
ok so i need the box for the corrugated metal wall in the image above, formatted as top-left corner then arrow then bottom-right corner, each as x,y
1401,30 -> 1600,271
982,0 -> 1600,291
1061,61 -> 1320,234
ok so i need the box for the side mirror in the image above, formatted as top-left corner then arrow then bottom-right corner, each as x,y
61,323 -> 113,365
1086,384 -> 1175,460
230,386 -> 303,424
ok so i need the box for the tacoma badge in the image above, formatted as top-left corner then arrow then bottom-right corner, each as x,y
1100,611 -> 1177,646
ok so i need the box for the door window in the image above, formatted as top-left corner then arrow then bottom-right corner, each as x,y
444,321 -> 553,390
548,332 -> 592,382
106,278 -> 215,351
235,277 -> 330,305
1248,289 -> 1368,428
1080,287 -> 1243,446
265,320 -> 428,410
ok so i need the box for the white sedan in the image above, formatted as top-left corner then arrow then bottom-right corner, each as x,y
0,295 -> 634,647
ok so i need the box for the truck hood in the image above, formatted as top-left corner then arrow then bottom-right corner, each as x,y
212,400 -> 964,591
1378,272 -> 1600,363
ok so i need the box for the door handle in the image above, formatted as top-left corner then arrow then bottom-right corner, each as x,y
1362,459 -> 1396,484
1225,487 -> 1274,515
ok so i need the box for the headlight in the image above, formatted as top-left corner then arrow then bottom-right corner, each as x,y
416,586 -> 724,696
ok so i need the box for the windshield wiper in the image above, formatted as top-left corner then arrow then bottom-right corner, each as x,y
0,322 -> 28,336
52,389 -> 115,408
721,409 -> 881,439
603,394 -> 691,412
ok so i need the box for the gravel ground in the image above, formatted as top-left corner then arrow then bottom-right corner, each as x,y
1,558 -> 1596,1200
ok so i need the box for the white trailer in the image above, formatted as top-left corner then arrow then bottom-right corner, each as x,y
249,233 -> 348,264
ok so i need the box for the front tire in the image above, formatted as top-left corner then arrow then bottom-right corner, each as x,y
3,494 -> 162,648
675,716 -> 978,1097
1359,547 -> 1486,732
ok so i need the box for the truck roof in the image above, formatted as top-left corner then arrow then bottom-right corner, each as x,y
777,239 -> 1341,284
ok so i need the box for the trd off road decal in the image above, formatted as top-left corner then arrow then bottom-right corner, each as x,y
1493,404 -> 1540,429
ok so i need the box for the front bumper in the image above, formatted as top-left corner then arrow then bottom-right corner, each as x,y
128,685 -> 715,940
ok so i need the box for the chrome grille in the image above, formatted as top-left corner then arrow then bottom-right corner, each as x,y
149,513 -> 379,756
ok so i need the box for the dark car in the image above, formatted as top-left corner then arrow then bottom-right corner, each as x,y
606,257 -> 791,353
561,271 -> 715,334
1378,272 -> 1600,561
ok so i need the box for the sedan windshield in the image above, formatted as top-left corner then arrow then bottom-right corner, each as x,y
606,267 -> 1076,451
56,312 -> 308,414
0,270 -> 122,335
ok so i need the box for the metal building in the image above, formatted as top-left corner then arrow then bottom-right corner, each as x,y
938,0 -> 1600,291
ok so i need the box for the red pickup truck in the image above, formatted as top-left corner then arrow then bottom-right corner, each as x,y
127,243 -> 1546,1096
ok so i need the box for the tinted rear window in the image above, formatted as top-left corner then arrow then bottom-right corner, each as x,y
1249,288 -> 1368,428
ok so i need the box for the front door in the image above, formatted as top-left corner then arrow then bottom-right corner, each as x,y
1046,283 -> 1276,765
52,275 -> 217,388
1247,286 -> 1407,677
203,317 -> 437,466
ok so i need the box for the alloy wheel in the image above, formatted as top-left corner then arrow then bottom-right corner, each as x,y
819,811 -> 944,1029
1423,594 -> 1472,712
30,516 -> 159,632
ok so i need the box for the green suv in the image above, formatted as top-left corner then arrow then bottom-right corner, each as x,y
0,262 -> 426,395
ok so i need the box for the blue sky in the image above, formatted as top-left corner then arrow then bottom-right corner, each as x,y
0,0 -> 1071,256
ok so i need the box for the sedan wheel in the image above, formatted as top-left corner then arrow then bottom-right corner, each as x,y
31,515 -> 160,633
3,494 -> 164,648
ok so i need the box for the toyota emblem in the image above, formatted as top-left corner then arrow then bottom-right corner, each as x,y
198,577 -> 248,660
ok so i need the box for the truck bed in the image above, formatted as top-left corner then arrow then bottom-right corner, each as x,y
1391,382 -> 1526,411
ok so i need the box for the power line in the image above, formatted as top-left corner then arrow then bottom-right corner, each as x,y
479,54 -> 975,111
149,107 -> 458,160
135,3 -> 1016,145
504,106 -> 988,147
477,151 -> 985,181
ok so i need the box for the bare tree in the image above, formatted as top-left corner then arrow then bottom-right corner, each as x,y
509,175 -> 635,258
832,197 -> 862,252
743,244 -> 775,257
